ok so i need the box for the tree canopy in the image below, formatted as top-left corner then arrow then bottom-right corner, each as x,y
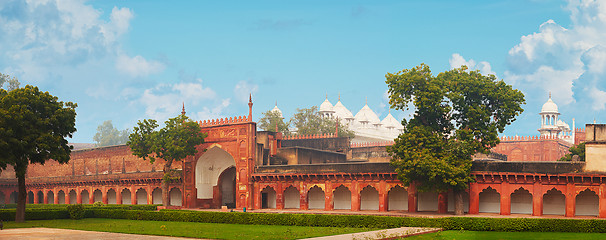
258,110 -> 290,135
385,64 -> 524,214
559,142 -> 585,161
127,114 -> 205,206
290,106 -> 355,138
0,85 -> 77,222
93,120 -> 130,147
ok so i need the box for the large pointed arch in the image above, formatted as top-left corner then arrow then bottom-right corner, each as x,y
195,146 -> 237,207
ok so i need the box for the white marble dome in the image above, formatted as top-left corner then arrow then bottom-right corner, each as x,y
271,102 -> 283,118
354,104 -> 381,125
381,111 -> 404,130
541,97 -> 558,113
319,97 -> 334,114
333,100 -> 354,120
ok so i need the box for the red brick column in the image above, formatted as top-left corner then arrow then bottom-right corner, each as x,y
4,191 -> 10,204
89,188 -> 94,204
351,181 -> 360,211
378,180 -> 387,212
300,185 -> 308,210
102,187 -> 108,205
147,186 -> 153,205
131,187 -> 137,205
532,182 -> 543,216
599,184 -> 606,218
116,188 -> 123,205
43,190 -> 48,204
53,188 -> 59,204
565,182 -> 575,217
325,181 -> 333,211
469,183 -> 479,214
32,190 -> 38,204
65,190 -> 71,204
253,182 -> 261,209
500,182 -> 510,215
276,182 -> 284,210
407,182 -> 418,213
438,192 -> 448,214
76,188 -> 82,204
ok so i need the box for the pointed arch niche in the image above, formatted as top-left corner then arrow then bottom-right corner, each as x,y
195,146 -> 237,208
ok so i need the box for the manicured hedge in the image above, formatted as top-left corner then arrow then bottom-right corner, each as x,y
88,209 -> 606,233
3,207 -> 606,233
0,209 -> 69,221
0,204 -> 160,211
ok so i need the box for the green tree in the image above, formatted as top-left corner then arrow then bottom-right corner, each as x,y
559,142 -> 585,161
0,85 -> 77,222
93,120 -> 130,147
386,64 -> 524,215
0,72 -> 21,91
127,114 -> 206,206
290,106 -> 355,138
258,110 -> 290,135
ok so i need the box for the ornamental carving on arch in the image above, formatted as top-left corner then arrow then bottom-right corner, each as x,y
220,128 -> 237,138
575,186 -> 599,195
308,184 -> 325,191
387,184 -> 406,192
282,184 -> 300,192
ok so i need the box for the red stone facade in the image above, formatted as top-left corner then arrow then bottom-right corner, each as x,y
491,136 -> 572,162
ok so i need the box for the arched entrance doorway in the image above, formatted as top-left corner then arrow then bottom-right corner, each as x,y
218,167 -> 236,208
195,146 -> 237,208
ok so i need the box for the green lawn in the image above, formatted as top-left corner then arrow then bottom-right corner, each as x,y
4,218 -> 374,240
407,230 -> 606,240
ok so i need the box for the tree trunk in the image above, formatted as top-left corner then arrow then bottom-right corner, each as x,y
453,189 -> 464,216
15,174 -> 26,222
162,164 -> 170,207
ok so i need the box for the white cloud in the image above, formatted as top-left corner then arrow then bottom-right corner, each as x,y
449,53 -> 497,77
504,0 -> 606,109
137,81 -> 227,121
589,88 -> 606,110
116,54 -> 165,77
233,80 -> 259,103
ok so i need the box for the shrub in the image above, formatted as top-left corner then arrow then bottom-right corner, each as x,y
67,204 -> 85,220
92,202 -> 104,207
0,209 -> 69,221
86,209 -> 606,233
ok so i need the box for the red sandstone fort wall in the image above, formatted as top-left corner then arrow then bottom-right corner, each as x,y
491,138 -> 572,161
0,145 -> 179,180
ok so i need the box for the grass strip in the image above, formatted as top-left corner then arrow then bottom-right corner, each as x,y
406,230 -> 606,240
4,218 -> 375,240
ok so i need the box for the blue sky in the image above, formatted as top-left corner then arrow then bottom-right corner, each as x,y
1,0 -> 605,143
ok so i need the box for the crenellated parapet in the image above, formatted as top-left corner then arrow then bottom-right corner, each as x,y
350,141 -> 395,148
283,133 -> 337,140
197,115 -> 251,128
498,135 -> 573,141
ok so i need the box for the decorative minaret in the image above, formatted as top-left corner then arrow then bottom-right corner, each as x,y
248,93 -> 253,121
538,92 -> 561,138
181,102 -> 186,116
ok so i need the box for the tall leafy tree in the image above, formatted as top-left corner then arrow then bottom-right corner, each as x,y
93,120 -> 130,147
0,85 -> 77,222
258,110 -> 290,135
386,64 -> 524,215
290,106 -> 355,138
127,114 -> 206,206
